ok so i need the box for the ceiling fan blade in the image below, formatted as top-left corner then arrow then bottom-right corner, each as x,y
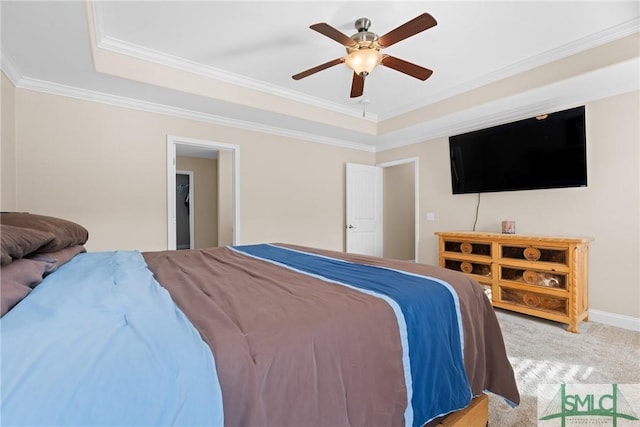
350,72 -> 365,98
378,13 -> 437,48
381,55 -> 433,80
292,58 -> 345,80
310,23 -> 357,47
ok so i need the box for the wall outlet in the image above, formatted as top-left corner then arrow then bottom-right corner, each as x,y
426,212 -> 435,221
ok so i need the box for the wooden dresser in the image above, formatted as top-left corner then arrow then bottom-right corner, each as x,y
435,231 -> 593,333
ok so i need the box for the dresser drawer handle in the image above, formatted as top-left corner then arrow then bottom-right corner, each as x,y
523,247 -> 541,261
522,293 -> 541,307
460,242 -> 473,254
523,270 -> 539,283
460,261 -> 473,274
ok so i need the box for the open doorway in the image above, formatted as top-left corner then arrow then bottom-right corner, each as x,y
175,170 -> 194,250
379,159 -> 417,261
167,135 -> 240,250
176,157 -> 218,248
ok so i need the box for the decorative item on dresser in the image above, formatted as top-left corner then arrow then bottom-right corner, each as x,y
435,231 -> 593,333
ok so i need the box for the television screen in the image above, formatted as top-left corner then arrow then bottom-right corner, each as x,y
449,106 -> 587,194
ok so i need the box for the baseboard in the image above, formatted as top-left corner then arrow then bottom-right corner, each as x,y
589,309 -> 640,332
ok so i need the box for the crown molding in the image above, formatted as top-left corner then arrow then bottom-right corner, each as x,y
1,39 -> 375,152
90,1 -> 377,123
378,18 -> 640,121
376,100 -> 566,152
5,52 -> 637,155
0,50 -> 23,86
376,57 -> 640,152
96,35 -> 378,123
12,74 -> 376,153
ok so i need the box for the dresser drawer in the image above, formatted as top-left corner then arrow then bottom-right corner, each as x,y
498,286 -> 568,315
501,244 -> 567,264
444,240 -> 492,257
500,266 -> 566,290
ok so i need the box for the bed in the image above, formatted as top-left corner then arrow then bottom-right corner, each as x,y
0,212 -> 519,426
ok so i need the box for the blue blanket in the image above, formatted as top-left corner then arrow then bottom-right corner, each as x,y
1,251 -> 224,426
231,244 -> 472,426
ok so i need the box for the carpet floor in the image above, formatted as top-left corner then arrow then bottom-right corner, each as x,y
488,309 -> 640,426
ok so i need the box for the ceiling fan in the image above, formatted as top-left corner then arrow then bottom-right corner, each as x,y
292,13 -> 437,98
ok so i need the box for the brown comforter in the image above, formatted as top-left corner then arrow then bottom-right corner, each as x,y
143,244 -> 519,427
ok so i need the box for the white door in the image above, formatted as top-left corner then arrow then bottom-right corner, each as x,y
346,163 -> 382,256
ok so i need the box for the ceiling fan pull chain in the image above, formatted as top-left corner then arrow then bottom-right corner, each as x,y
361,98 -> 370,118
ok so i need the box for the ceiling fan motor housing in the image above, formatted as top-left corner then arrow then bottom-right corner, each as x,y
349,17 -> 380,53
354,17 -> 371,32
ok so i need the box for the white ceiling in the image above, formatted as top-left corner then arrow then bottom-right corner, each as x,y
2,1 -> 639,152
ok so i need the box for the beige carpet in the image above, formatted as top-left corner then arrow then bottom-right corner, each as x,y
488,309 -> 640,426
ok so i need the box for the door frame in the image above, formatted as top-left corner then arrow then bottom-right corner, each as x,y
176,170 -> 195,249
376,157 -> 419,262
167,135 -> 240,250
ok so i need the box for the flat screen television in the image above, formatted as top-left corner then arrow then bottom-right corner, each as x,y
449,106 -> 587,194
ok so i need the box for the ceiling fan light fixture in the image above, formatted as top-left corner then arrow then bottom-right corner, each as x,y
292,13 -> 437,97
345,48 -> 382,76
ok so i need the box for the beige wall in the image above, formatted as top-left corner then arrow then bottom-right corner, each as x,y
10,85 -> 374,253
383,162 -> 415,260
1,72 -> 17,210
238,132 -> 375,248
3,74 -> 638,321
176,156 -> 218,249
376,90 -> 640,319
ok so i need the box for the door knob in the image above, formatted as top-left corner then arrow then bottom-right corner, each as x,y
347,224 -> 356,229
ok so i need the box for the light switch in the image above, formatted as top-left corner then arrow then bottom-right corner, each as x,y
426,212 -> 435,221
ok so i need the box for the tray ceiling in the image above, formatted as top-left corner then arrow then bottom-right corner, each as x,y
2,1 -> 638,150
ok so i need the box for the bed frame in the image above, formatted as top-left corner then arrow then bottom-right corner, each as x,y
437,394 -> 489,427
